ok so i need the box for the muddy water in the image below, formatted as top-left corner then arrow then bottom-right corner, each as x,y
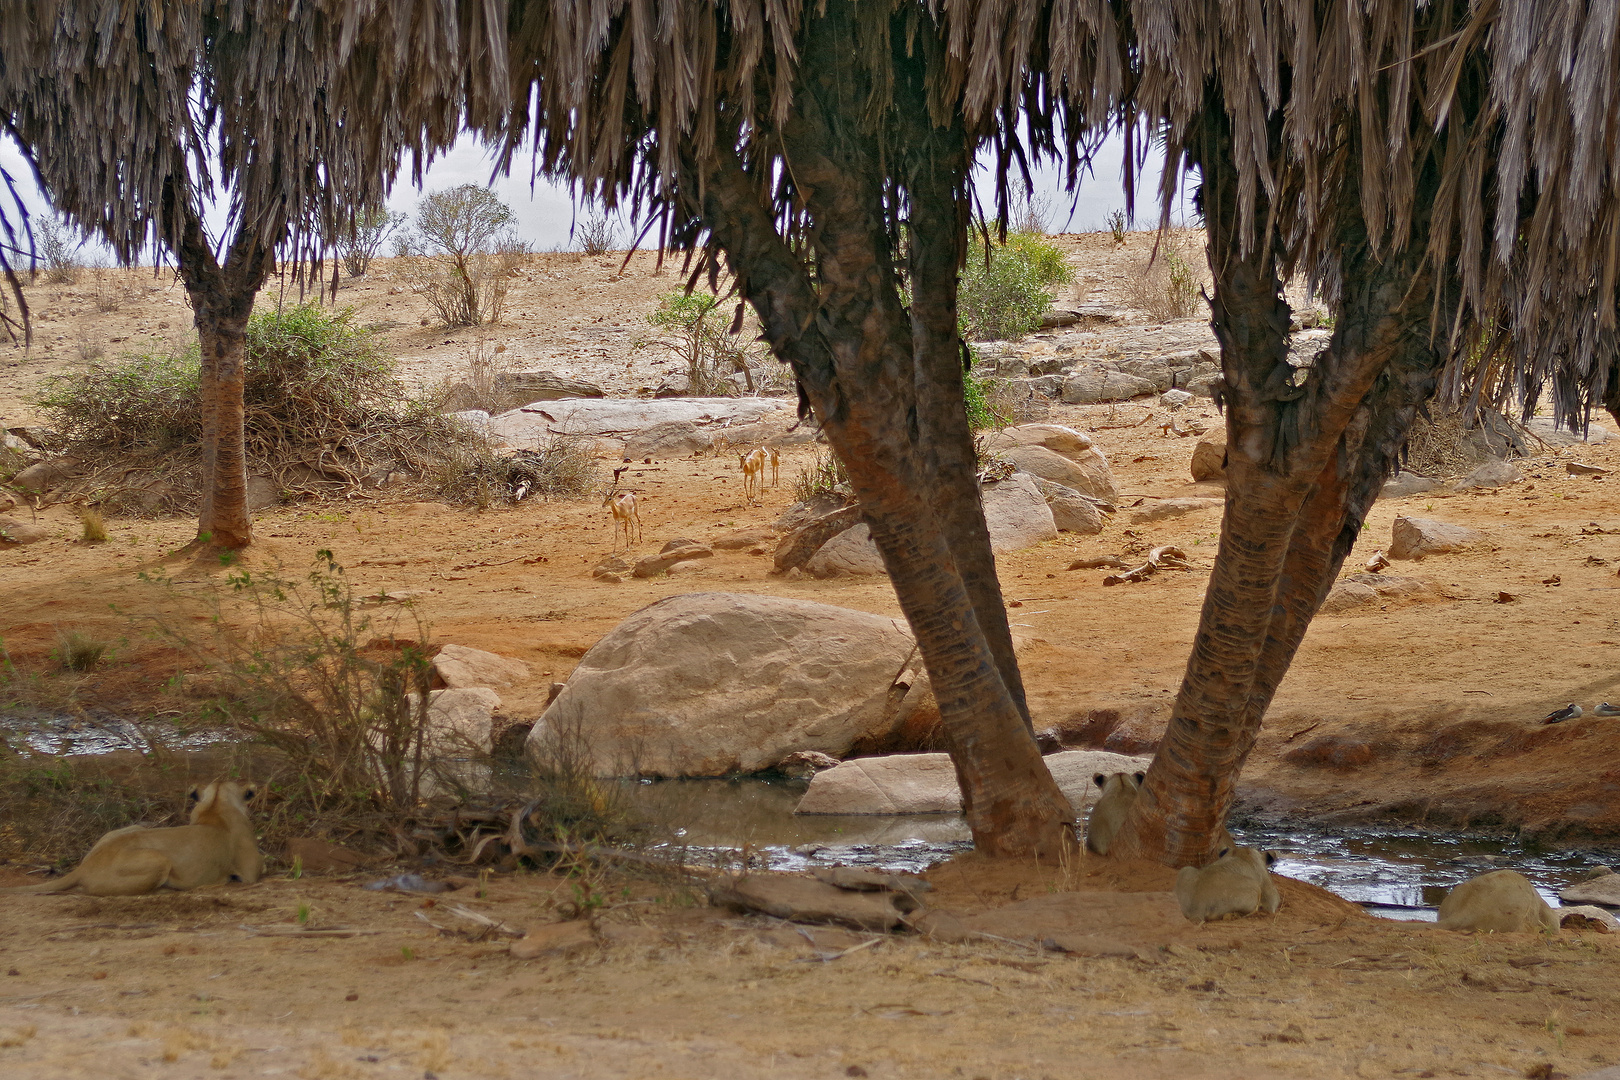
628,778 -> 1620,921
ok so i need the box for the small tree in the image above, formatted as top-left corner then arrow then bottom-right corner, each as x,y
408,185 -> 525,327
33,216 -> 81,285
336,207 -> 405,279
641,290 -> 762,395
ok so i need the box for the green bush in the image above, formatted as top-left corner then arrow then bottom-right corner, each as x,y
641,289 -> 767,395
958,230 -> 1073,342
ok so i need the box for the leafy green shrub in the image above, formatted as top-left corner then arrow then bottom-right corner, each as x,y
958,230 -> 1073,341
640,290 -> 769,396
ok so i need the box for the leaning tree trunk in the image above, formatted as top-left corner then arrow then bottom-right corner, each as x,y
166,186 -> 274,550
678,17 -> 1071,858
1114,111 -> 1453,867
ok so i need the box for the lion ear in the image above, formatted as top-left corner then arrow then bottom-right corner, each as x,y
1216,847 -> 1231,860
1264,851 -> 1278,867
241,786 -> 258,802
1132,772 -> 1146,784
187,786 -> 202,803
1093,774 -> 1107,787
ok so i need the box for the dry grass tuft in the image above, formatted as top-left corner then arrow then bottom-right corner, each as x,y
1125,231 -> 1206,321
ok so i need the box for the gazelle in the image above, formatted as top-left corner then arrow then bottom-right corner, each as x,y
768,446 -> 780,488
609,491 -> 642,548
739,448 -> 767,503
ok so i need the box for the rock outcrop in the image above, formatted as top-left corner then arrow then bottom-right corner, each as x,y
1389,516 -> 1484,559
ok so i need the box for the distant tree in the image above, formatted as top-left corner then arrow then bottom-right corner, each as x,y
336,207 -> 406,279
408,185 -> 524,327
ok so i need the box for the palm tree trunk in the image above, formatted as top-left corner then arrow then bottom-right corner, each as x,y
1114,111 -> 1452,866
193,305 -> 254,548
164,180 -> 274,550
905,119 -> 1034,733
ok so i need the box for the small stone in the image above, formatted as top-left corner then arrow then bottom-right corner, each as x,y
510,921 -> 597,960
0,517 -> 49,545
1129,496 -> 1224,524
1389,516 -> 1483,559
1160,388 -> 1194,408
633,542 -> 713,578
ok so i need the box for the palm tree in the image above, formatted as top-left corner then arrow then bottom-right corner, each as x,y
475,0 -> 1126,856
1105,0 -> 1620,865
0,0 -> 505,548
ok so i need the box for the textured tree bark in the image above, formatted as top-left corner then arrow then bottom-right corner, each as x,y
163,180 -> 274,550
1114,111 -> 1452,867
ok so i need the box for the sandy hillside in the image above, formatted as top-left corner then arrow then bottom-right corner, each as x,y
2,231 -> 1620,1078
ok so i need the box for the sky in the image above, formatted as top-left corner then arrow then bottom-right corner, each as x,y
0,129 -> 1192,266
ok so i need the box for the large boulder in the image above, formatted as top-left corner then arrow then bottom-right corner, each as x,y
526,593 -> 928,776
1001,445 -> 1116,501
805,522 -> 888,577
421,687 -> 502,754
1389,516 -> 1484,559
0,516 -> 50,545
1029,477 -> 1106,535
805,474 -> 1057,577
795,749 -> 1154,816
981,423 -> 1094,457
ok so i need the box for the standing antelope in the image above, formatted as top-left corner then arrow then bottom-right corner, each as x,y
739,448 -> 767,504
768,446 -> 780,488
609,491 -> 642,549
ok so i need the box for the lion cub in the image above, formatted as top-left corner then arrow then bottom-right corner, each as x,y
1084,771 -> 1145,855
3,781 -> 262,896
1175,846 -> 1282,923
1437,870 -> 1558,933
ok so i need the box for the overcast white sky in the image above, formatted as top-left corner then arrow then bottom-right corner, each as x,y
1,129 -> 1190,266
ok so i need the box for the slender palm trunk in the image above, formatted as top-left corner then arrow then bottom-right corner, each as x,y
1115,111 -> 1452,866
165,181 -> 273,550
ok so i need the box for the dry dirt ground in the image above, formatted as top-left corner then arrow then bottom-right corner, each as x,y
3,233 -> 1620,1077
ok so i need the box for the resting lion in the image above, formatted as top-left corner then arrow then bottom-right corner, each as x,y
2,781 -> 262,896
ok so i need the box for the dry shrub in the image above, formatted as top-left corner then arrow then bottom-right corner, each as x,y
86,264 -> 126,312
148,554 -> 442,828
0,755 -> 182,867
34,304 -> 484,514
1126,231 -> 1207,321
575,208 -> 618,256
1403,411 -> 1491,478
431,435 -> 598,510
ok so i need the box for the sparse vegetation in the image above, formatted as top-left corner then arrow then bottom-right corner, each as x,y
792,450 -> 852,503
1404,410 -> 1494,478
86,264 -> 124,312
957,230 -> 1073,341
403,185 -> 528,327
78,507 -> 107,543
33,304 -> 484,513
51,628 -> 107,672
32,217 -> 82,285
640,290 -> 768,396
152,553 -> 439,819
335,206 -> 406,279
431,435 -> 598,510
1126,231 -> 1205,321
575,207 -> 618,256
1107,209 -> 1128,245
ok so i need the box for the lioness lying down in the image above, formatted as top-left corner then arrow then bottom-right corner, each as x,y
2,781 -> 263,896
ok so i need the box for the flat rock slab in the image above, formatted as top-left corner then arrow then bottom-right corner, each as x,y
433,644 -> 531,690
795,749 -> 1152,816
1390,516 -> 1484,559
1560,872 -> 1620,908
1380,472 -> 1444,499
0,516 -> 49,545
1129,496 -> 1224,525
712,873 -> 909,931
1319,573 -> 1447,615
489,398 -> 786,446
1559,905 -> 1620,932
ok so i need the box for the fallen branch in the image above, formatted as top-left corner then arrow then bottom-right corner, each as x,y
1102,545 -> 1192,585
